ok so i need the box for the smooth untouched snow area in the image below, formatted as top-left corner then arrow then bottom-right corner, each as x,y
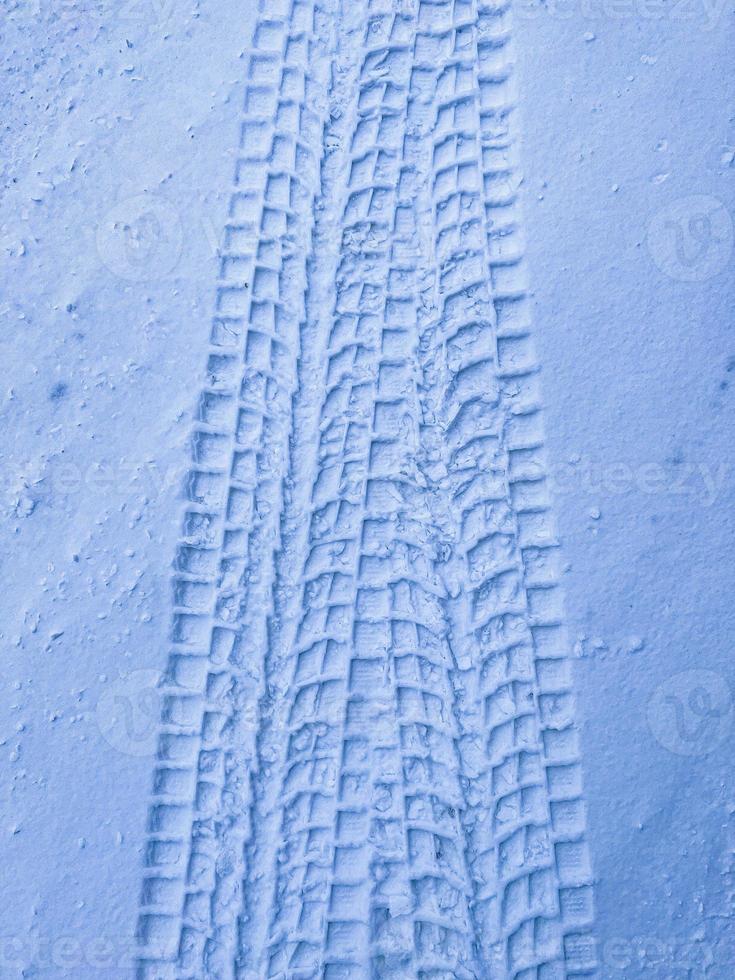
0,1 -> 733,978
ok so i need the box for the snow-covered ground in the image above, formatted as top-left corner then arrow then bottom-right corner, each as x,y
1,2 -> 259,972
518,13 -> 735,976
1,1 -> 733,977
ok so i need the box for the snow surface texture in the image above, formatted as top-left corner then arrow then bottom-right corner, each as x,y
0,0 -> 733,979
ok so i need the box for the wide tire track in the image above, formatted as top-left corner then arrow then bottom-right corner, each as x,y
137,1 -> 595,978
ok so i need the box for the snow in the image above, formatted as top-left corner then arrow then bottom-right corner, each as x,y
1,2 -> 258,972
1,0 -> 733,977
518,12 -> 735,975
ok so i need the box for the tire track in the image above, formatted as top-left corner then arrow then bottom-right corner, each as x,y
137,2 -> 338,977
235,1 -> 362,975
200,5 -> 342,977
474,4 -> 596,975
254,4 -> 428,975
363,73 -> 479,979
408,4 -> 510,975
137,1 -> 595,977
410,2 -> 596,975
